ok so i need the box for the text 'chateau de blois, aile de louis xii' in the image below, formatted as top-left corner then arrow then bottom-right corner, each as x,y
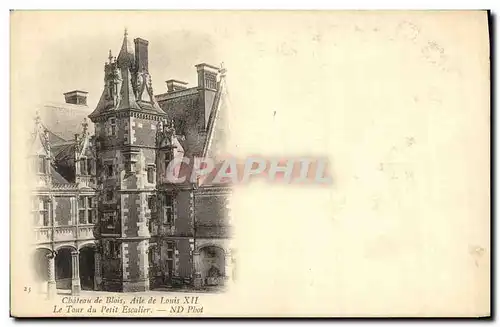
29,30 -> 234,296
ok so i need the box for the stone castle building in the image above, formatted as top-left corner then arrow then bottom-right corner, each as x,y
30,30 -> 233,295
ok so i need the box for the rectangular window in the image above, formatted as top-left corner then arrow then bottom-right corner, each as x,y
109,241 -> 120,259
88,210 -> 95,224
147,166 -> 155,184
163,195 -> 174,224
37,156 -> 46,174
78,196 -> 95,224
110,118 -> 116,136
80,158 -> 87,175
107,164 -> 114,177
78,209 -> 86,224
147,195 -> 156,212
166,242 -> 174,277
87,158 -> 93,175
34,198 -> 50,226
164,207 -> 173,224
106,191 -> 114,202
31,197 -> 38,225
103,212 -> 116,229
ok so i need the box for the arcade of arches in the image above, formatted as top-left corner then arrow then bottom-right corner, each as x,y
33,245 -> 101,295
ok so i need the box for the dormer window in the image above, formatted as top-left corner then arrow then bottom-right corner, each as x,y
80,157 -> 92,175
86,158 -> 93,175
37,155 -> 46,174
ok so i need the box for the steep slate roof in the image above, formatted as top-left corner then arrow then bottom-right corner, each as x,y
39,101 -> 94,141
50,166 -> 70,184
53,142 -> 75,161
89,31 -> 165,119
29,114 -> 71,185
202,69 -> 230,159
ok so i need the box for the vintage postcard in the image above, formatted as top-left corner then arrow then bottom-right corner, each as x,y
10,10 -> 490,317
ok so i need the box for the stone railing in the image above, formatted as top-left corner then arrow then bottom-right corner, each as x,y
34,227 -> 52,243
53,226 -> 76,241
34,224 -> 96,244
77,225 -> 95,239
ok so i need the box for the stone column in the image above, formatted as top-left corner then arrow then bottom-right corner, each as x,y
47,251 -> 56,299
94,249 -> 102,291
193,251 -> 202,289
224,252 -> 232,282
71,250 -> 81,295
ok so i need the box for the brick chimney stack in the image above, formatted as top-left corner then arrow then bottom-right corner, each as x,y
166,79 -> 188,93
195,63 -> 219,90
134,38 -> 149,72
64,90 -> 88,105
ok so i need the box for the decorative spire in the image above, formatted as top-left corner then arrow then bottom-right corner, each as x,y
219,62 -> 227,77
117,28 -> 135,68
82,118 -> 89,135
34,111 -> 41,128
108,49 -> 113,63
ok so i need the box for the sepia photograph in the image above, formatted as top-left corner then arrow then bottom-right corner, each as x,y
10,10 -> 491,318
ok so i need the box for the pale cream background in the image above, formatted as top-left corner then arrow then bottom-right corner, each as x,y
11,11 -> 490,317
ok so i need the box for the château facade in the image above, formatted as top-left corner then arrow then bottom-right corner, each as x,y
30,30 -> 233,295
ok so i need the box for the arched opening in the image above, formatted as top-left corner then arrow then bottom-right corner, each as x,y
79,246 -> 95,290
55,247 -> 73,289
33,248 -> 50,281
33,248 -> 50,293
199,246 -> 225,286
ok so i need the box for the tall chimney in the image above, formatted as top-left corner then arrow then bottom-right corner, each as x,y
64,90 -> 88,105
166,79 -> 188,93
134,38 -> 149,72
195,63 -> 219,90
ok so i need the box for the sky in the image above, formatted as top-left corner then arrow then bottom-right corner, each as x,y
29,17 -> 220,110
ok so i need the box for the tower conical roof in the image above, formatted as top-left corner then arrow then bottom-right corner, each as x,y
117,28 -> 135,68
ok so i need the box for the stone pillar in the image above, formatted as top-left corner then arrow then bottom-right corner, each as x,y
71,250 -> 81,295
193,251 -> 202,289
94,249 -> 102,291
224,252 -> 232,282
47,251 -> 56,299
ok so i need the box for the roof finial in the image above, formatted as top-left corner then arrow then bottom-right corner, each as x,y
124,27 -> 128,37
34,111 -> 41,127
219,62 -> 227,77
108,49 -> 113,63
82,118 -> 89,135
